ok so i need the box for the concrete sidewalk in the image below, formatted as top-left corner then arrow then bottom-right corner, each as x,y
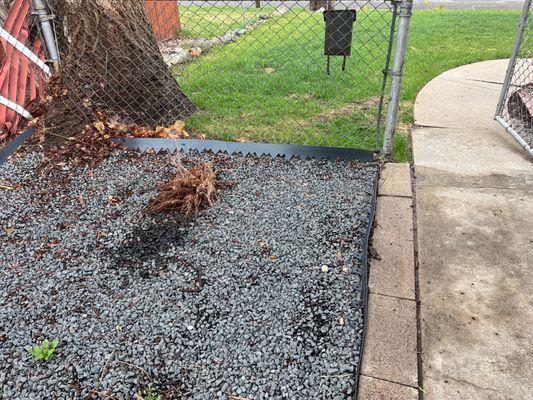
359,163 -> 419,399
413,60 -> 533,399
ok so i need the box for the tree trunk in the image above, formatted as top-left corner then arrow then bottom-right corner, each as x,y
46,0 -> 196,134
310,1 -> 328,11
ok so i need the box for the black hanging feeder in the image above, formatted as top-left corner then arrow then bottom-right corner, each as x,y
323,9 -> 357,75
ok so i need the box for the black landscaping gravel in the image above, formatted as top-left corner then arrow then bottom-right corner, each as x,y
0,149 -> 377,400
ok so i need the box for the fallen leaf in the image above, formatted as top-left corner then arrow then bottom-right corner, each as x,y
188,47 -> 202,57
170,120 -> 185,132
169,131 -> 189,139
132,126 -> 153,137
264,67 -> 275,74
155,126 -> 171,138
54,249 -> 65,256
93,121 -> 105,134
4,227 -> 15,236
107,195 -> 121,205
106,116 -> 131,132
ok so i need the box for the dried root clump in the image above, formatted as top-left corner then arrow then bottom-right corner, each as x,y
145,162 -> 230,217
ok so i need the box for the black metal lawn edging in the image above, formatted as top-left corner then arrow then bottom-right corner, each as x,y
0,128 -> 35,165
113,137 -> 374,162
353,167 -> 378,398
1,131 -> 375,165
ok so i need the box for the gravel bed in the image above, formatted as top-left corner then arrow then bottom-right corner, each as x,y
0,149 -> 377,400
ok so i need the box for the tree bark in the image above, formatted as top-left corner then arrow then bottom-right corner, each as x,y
310,1 -> 328,11
47,0 -> 196,133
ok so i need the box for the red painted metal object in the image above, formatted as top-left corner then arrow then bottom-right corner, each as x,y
0,0 -> 47,141
145,0 -> 181,42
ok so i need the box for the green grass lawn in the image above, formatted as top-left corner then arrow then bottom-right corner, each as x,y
178,6 -> 275,39
174,8 -> 519,161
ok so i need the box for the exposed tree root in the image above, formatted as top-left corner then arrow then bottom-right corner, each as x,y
145,162 -> 232,218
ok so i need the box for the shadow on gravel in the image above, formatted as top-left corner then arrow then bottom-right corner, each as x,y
110,218 -> 190,281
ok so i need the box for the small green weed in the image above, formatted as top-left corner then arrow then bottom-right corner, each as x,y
135,387 -> 162,400
29,338 -> 59,362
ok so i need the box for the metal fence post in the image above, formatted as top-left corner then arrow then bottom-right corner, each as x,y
375,2 -> 398,153
496,0 -> 532,116
383,0 -> 413,157
494,0 -> 533,158
31,0 -> 60,75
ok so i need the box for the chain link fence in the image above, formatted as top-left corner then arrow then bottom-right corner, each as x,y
496,0 -> 533,157
44,0 -> 409,153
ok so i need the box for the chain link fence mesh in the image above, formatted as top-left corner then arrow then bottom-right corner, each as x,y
47,0 -> 397,150
496,0 -> 533,157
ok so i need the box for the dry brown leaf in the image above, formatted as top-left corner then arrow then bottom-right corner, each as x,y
155,126 -> 171,138
168,131 -> 184,139
169,119 -> 185,132
107,195 -> 121,205
188,47 -> 202,57
132,126 -> 153,137
106,118 -> 130,132
93,121 -> 106,134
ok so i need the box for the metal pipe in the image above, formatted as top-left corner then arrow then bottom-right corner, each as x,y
495,0 -> 532,116
31,0 -> 60,75
375,2 -> 399,153
383,0 -> 413,157
240,0 -> 247,28
495,116 -> 533,158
